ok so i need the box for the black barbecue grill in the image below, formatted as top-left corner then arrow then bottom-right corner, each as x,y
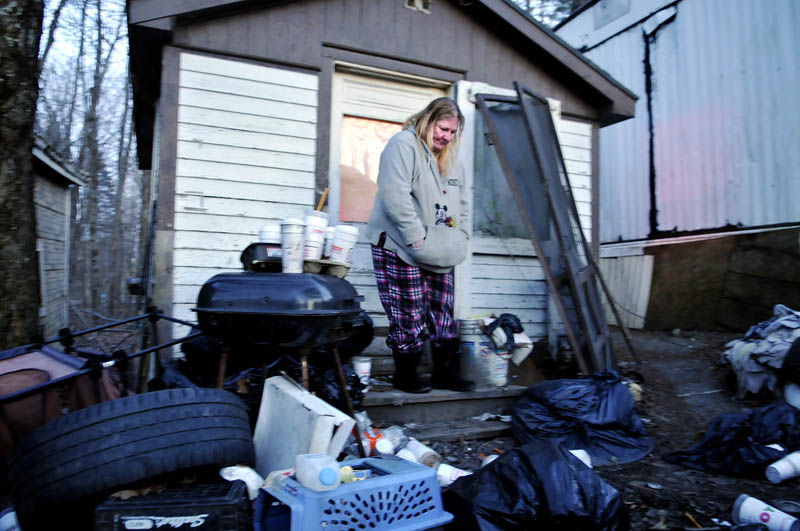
194,271 -> 365,350
192,249 -> 369,456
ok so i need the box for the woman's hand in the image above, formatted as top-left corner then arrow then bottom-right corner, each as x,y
409,238 -> 425,249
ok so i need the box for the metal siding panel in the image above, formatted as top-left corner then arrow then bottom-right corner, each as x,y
653,0 -> 800,232
583,29 -> 652,242
568,0 -> 800,242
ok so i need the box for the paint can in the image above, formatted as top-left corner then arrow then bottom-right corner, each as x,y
459,319 -> 509,387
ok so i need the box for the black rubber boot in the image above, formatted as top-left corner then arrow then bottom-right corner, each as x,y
431,338 -> 476,392
392,350 -> 431,394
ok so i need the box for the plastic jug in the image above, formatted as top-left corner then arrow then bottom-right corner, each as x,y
295,453 -> 341,492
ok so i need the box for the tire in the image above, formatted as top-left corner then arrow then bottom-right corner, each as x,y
8,388 -> 255,529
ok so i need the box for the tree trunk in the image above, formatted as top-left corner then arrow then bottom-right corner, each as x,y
78,0 -> 105,315
108,67 -> 133,316
0,0 -> 45,348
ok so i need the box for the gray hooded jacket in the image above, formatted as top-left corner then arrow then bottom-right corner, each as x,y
365,127 -> 470,273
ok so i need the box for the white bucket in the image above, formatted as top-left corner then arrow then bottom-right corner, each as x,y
280,218 -> 305,273
304,230 -> 325,260
766,451 -> 800,484
259,224 -> 281,244
259,224 -> 282,257
350,356 -> 372,392
459,320 -> 509,387
304,210 -> 329,260
732,494 -> 800,531
328,225 -> 360,265
322,226 -> 336,259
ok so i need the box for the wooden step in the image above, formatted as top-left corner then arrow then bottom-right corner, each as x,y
404,418 -> 513,443
362,384 -> 527,425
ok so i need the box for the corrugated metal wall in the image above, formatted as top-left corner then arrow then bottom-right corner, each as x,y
560,0 -> 800,243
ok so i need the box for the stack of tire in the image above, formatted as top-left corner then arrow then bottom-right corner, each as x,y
8,388 -> 255,530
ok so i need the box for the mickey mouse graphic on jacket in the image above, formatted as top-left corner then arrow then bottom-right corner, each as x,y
434,203 -> 455,227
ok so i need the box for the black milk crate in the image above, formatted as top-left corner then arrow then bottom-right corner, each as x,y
95,480 -> 251,531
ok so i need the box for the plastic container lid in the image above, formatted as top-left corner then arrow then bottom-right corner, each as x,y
335,225 -> 360,236
281,217 -> 305,226
319,467 -> 338,486
375,438 -> 395,455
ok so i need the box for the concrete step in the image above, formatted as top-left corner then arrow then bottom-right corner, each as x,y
362,383 -> 527,425
404,418 -> 513,443
354,335 -> 539,439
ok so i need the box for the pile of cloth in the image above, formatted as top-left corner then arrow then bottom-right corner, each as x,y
721,304 -> 800,398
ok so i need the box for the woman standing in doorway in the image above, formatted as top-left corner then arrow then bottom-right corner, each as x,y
366,97 -> 475,393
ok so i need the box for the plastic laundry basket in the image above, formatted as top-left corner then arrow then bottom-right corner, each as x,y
256,456 -> 453,531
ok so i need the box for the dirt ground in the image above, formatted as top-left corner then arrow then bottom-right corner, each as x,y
428,327 -> 800,530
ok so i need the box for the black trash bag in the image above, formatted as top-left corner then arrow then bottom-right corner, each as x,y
663,400 -> 800,477
512,369 -> 654,466
442,440 -> 630,531
149,359 -> 203,390
484,313 -> 524,351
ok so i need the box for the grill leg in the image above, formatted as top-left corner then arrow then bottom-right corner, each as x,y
333,347 -> 367,459
216,348 -> 229,389
300,352 -> 310,390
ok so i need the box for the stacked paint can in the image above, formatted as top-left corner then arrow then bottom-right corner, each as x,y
458,319 -> 509,387
303,210 -> 329,260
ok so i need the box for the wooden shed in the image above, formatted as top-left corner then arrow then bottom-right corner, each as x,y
32,138 -> 85,338
126,0 -> 636,349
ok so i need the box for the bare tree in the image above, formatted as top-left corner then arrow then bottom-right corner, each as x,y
0,0 -> 45,348
36,0 -> 143,339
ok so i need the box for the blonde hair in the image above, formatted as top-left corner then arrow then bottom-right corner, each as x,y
404,97 -> 465,176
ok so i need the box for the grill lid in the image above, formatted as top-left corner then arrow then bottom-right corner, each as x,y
193,272 -> 363,317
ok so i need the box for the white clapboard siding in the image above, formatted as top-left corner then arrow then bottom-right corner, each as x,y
34,176 -> 69,338
179,106 -> 317,140
558,118 -> 592,245
343,242 -> 387,328
180,88 -> 317,123
597,255 -> 654,329
470,253 -> 548,340
181,52 -> 317,90
171,51 -> 319,334
174,231 -> 257,252
177,159 -> 314,187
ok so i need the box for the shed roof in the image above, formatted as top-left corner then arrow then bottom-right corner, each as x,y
127,0 -> 636,168
32,138 -> 86,187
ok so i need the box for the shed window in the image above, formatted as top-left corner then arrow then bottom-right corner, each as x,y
472,111 -> 533,239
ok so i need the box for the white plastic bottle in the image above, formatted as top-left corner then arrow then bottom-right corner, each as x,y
295,453 -> 341,492
405,438 -> 442,467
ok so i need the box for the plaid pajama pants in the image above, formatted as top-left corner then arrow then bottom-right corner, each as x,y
371,244 -> 458,356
